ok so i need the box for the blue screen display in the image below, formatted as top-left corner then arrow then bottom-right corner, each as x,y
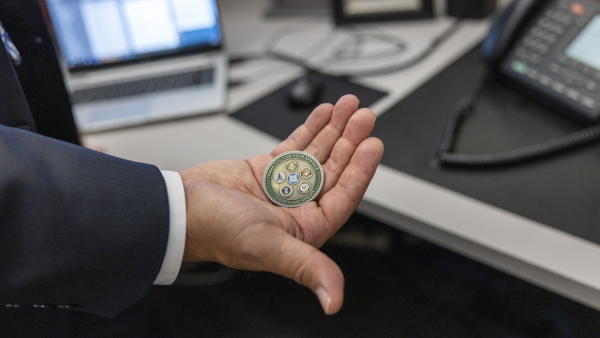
566,15 -> 600,71
45,0 -> 222,69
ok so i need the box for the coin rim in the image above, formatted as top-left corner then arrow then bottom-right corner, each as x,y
263,151 -> 324,208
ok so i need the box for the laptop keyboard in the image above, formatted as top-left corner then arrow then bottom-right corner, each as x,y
71,68 -> 215,104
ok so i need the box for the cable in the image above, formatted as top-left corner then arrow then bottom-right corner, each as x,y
435,74 -> 600,167
229,18 -> 463,81
326,19 -> 463,77
263,14 -> 331,52
328,25 -> 408,61
228,14 -> 337,84
228,14 -> 330,67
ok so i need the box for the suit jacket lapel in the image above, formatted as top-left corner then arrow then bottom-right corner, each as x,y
0,21 -> 37,131
0,21 -> 21,66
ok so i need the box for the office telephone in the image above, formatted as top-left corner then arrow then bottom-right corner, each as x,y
436,0 -> 600,167
483,0 -> 600,123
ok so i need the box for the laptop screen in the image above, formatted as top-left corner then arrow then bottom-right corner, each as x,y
44,0 -> 222,71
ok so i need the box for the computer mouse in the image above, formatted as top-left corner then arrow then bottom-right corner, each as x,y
287,76 -> 324,108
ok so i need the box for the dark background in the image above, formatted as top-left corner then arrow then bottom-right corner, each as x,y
3,213 -> 600,337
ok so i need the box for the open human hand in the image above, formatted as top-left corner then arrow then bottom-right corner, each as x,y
179,95 -> 384,315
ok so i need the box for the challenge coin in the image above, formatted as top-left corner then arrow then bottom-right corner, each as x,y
263,151 -> 324,208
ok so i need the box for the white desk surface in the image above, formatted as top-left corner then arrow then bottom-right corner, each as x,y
84,0 -> 600,311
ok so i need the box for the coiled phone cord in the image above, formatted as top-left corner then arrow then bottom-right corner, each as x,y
435,85 -> 600,167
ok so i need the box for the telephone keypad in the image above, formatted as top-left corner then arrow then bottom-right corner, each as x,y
546,9 -> 574,25
530,27 -> 558,44
551,81 -> 567,94
523,37 -> 550,54
523,10 -> 570,58
565,88 -> 581,101
516,48 -> 542,64
539,75 -> 552,86
550,62 -> 599,92
558,0 -> 569,9
582,97 -> 597,109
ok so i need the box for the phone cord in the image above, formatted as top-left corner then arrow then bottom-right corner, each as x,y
435,95 -> 600,167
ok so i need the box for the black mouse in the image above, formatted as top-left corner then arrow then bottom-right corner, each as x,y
287,76 -> 324,108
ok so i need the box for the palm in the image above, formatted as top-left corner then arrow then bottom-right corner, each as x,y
184,158 -> 330,248
180,95 -> 383,314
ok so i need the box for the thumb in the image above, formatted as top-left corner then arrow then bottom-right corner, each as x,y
266,233 -> 345,315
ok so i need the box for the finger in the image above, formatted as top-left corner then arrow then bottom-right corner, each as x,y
271,103 -> 334,156
303,95 -> 360,164
319,137 -> 384,231
266,232 -> 345,315
319,108 -> 376,196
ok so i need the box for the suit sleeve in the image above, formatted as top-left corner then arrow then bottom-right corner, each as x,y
0,125 -> 170,318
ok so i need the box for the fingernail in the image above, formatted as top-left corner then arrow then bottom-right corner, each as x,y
315,287 -> 332,315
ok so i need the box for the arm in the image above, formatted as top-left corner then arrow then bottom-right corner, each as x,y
0,125 -> 170,318
0,95 -> 383,318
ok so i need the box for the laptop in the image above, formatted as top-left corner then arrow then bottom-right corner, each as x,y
44,0 -> 227,132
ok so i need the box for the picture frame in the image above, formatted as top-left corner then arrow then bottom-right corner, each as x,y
332,0 -> 435,25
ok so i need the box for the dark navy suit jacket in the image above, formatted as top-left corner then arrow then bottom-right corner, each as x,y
0,0 -> 171,318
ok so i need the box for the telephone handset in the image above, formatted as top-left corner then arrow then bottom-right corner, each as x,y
482,0 -> 600,123
435,0 -> 600,167
481,0 -> 541,65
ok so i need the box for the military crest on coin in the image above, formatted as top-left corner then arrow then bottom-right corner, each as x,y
287,173 -> 300,185
298,182 -> 311,194
263,151 -> 324,208
273,172 -> 286,184
285,161 -> 299,172
300,167 -> 313,179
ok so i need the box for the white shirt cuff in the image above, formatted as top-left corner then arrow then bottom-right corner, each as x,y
154,170 -> 187,285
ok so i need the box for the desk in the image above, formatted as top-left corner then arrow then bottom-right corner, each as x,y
85,0 -> 600,312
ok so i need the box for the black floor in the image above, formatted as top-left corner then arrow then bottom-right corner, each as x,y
3,213 -> 600,337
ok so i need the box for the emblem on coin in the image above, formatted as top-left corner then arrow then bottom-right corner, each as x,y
280,185 -> 293,197
273,172 -> 286,184
263,151 -> 324,208
287,173 -> 300,185
285,161 -> 299,172
298,182 -> 311,194
300,167 -> 313,179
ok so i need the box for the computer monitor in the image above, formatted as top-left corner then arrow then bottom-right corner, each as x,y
332,0 -> 434,25
45,0 -> 222,71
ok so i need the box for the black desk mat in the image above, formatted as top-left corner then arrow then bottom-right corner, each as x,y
230,74 -> 387,140
372,46 -> 600,245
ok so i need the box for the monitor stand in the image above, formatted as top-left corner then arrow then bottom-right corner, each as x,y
264,0 -> 331,17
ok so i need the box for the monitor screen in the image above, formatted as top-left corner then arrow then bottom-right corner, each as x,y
45,0 -> 222,70
341,0 -> 422,15
566,15 -> 600,71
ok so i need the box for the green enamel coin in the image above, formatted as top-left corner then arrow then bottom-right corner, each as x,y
263,151 -> 324,208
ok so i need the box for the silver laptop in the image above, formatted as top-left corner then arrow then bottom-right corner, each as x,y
45,0 -> 227,132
